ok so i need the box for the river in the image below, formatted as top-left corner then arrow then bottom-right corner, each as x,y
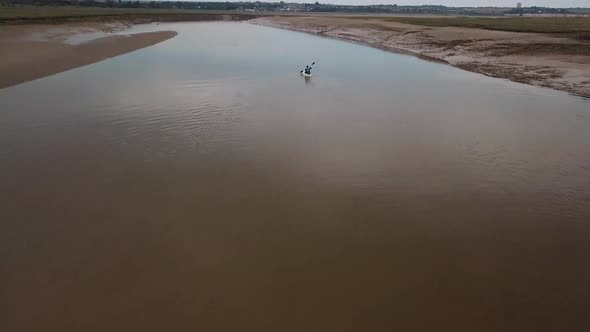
1,22 -> 589,331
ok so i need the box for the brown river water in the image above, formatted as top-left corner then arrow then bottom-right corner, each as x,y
1,22 -> 590,331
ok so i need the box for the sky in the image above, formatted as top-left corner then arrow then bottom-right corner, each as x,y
305,1 -> 590,6
373,1 -> 590,7
170,1 -> 590,8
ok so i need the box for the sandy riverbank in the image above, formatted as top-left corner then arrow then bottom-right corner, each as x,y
0,23 -> 176,89
253,16 -> 590,97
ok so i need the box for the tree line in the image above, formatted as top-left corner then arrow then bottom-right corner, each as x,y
1,1 -> 585,15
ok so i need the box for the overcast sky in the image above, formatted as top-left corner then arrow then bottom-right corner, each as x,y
211,0 -> 590,7
390,0 -> 590,7
368,1 -> 590,6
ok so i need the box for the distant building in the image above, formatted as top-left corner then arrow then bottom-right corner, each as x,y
517,3 -> 522,9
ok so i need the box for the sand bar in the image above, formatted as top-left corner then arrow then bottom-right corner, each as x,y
0,23 -> 177,89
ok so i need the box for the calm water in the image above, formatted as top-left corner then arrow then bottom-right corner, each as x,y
1,22 -> 590,331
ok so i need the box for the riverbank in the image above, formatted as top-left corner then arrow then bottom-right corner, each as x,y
253,16 -> 590,97
0,6 -> 259,24
0,22 -> 178,89
0,6 -> 265,89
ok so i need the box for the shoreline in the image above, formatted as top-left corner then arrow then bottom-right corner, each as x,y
252,16 -> 590,98
0,12 -> 260,89
0,23 -> 177,89
0,10 -> 260,25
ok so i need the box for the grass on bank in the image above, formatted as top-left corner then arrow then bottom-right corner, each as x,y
2,6 -> 590,37
0,6 -> 215,19
363,16 -> 590,35
0,6 -> 254,23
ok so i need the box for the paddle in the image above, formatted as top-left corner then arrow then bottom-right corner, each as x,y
300,61 -> 316,74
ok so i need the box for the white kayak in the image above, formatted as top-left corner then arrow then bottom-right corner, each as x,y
301,72 -> 312,77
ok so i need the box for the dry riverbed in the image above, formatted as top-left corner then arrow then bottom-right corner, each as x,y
0,22 -> 176,89
253,16 -> 590,98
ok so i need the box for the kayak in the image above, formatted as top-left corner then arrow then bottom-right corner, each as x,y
301,72 -> 312,77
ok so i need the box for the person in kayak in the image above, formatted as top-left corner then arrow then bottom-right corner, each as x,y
300,62 -> 315,76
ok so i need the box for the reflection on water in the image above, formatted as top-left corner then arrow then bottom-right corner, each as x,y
1,22 -> 590,332
303,74 -> 312,86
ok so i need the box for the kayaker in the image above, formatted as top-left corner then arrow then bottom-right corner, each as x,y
300,62 -> 315,76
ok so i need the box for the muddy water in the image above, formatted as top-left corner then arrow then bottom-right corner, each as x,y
1,22 -> 590,332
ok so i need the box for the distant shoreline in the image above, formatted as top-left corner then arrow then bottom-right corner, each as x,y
0,11 -> 260,25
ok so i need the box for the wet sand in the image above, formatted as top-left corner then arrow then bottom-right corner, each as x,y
0,23 -> 177,89
253,16 -> 590,97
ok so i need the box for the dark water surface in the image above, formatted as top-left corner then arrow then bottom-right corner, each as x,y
1,22 -> 590,331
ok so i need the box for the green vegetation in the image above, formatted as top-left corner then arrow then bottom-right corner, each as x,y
369,16 -> 590,35
0,6 -> 261,23
0,6 -> 219,19
2,5 -> 589,38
